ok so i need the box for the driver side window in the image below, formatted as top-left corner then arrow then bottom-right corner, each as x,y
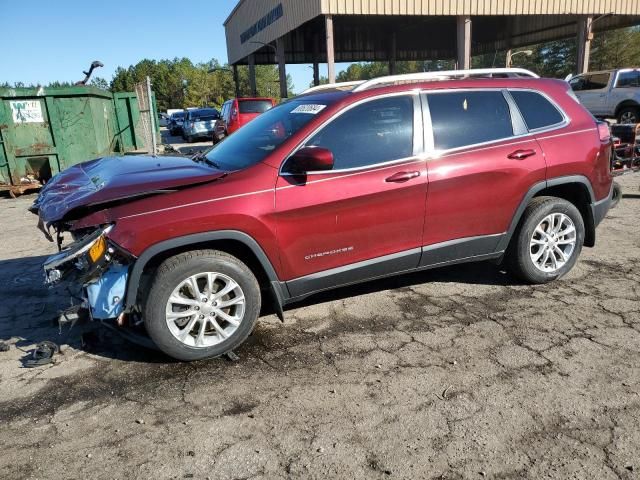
305,96 -> 414,170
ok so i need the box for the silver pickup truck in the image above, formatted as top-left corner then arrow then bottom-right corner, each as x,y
569,68 -> 640,124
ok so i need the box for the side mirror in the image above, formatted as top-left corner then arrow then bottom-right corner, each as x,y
286,147 -> 334,174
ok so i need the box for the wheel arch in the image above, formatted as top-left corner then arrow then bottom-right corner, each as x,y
497,176 -> 596,252
614,100 -> 640,118
124,231 -> 287,317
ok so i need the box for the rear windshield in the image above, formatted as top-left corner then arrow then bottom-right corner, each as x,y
205,98 -> 337,171
189,109 -> 219,121
171,112 -> 184,119
239,100 -> 273,114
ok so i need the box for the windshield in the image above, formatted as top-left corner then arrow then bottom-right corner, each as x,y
239,100 -> 273,114
205,98 -> 336,170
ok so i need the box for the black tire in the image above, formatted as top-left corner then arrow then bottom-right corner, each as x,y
617,106 -> 640,124
610,181 -> 622,209
143,250 -> 261,361
507,196 -> 585,284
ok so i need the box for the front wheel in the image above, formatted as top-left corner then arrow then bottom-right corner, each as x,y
143,250 -> 261,361
507,196 -> 585,284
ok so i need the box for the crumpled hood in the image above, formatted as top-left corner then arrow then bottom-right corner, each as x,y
31,155 -> 226,223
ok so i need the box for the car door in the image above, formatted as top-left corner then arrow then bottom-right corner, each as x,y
420,89 -> 547,265
274,94 -> 428,297
574,73 -> 611,116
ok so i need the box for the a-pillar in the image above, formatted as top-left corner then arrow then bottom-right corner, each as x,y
326,14 -> 336,83
276,37 -> 287,98
576,15 -> 593,74
248,54 -> 257,96
456,15 -> 471,70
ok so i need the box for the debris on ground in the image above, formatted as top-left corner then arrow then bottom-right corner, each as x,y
24,341 -> 59,368
0,341 -> 9,352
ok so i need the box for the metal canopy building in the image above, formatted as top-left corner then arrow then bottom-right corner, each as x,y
224,0 -> 640,97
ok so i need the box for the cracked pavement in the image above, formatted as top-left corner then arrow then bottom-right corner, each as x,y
0,175 -> 639,480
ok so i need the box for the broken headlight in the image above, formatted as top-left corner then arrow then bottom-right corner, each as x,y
44,225 -> 114,285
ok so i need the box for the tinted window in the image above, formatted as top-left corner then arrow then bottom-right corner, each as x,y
511,90 -> 564,130
171,112 -> 184,119
305,96 -> 414,170
584,73 -> 610,90
239,100 -> 273,114
569,76 -> 586,91
205,98 -> 339,171
427,91 -> 513,150
616,71 -> 640,88
189,109 -> 219,121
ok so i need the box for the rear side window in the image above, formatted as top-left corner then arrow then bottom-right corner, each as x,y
426,91 -> 513,150
616,71 -> 640,88
239,100 -> 273,114
306,96 -> 414,170
510,90 -> 564,130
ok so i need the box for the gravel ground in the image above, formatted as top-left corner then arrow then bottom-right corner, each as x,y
0,172 -> 638,480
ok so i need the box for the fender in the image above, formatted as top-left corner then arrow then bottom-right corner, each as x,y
123,230 -> 288,312
495,175 -> 597,252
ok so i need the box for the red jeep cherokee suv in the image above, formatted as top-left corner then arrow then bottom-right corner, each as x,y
32,69 -> 614,361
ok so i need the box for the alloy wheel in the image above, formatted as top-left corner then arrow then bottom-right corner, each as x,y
165,272 -> 245,348
529,213 -> 577,273
620,111 -> 637,124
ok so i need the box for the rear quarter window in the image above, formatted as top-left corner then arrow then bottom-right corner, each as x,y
510,90 -> 565,130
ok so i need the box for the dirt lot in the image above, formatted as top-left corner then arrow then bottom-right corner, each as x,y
0,173 -> 638,480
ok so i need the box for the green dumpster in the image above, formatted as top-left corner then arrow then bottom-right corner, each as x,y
0,85 -> 157,197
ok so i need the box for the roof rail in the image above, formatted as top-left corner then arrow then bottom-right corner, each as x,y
352,68 -> 539,92
301,80 -> 366,94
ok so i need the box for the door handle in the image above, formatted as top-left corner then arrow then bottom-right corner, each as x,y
507,149 -> 537,160
385,171 -> 420,183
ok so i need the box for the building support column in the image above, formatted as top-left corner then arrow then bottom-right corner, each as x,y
576,15 -> 593,74
456,15 -> 471,70
276,37 -> 287,98
232,64 -> 240,98
312,33 -> 320,86
389,32 -> 397,75
326,14 -> 336,84
248,54 -> 257,96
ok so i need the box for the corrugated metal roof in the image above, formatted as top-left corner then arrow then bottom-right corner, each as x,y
225,0 -> 640,65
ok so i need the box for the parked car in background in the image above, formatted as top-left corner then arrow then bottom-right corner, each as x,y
568,68 -> 640,123
158,113 -> 169,127
31,68 -> 613,361
168,111 -> 185,136
213,97 -> 275,143
182,108 -> 221,143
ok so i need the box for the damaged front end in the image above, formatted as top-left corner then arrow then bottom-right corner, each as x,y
44,224 -> 134,322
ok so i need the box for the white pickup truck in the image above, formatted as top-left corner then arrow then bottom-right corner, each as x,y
568,68 -> 640,124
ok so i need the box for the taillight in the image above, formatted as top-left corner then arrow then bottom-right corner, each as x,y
597,122 -> 611,142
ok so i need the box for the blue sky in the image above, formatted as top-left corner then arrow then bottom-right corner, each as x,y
2,0 -> 350,94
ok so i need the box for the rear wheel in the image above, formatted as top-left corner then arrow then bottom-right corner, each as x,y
143,250 -> 261,361
617,106 -> 640,124
507,196 -> 584,284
